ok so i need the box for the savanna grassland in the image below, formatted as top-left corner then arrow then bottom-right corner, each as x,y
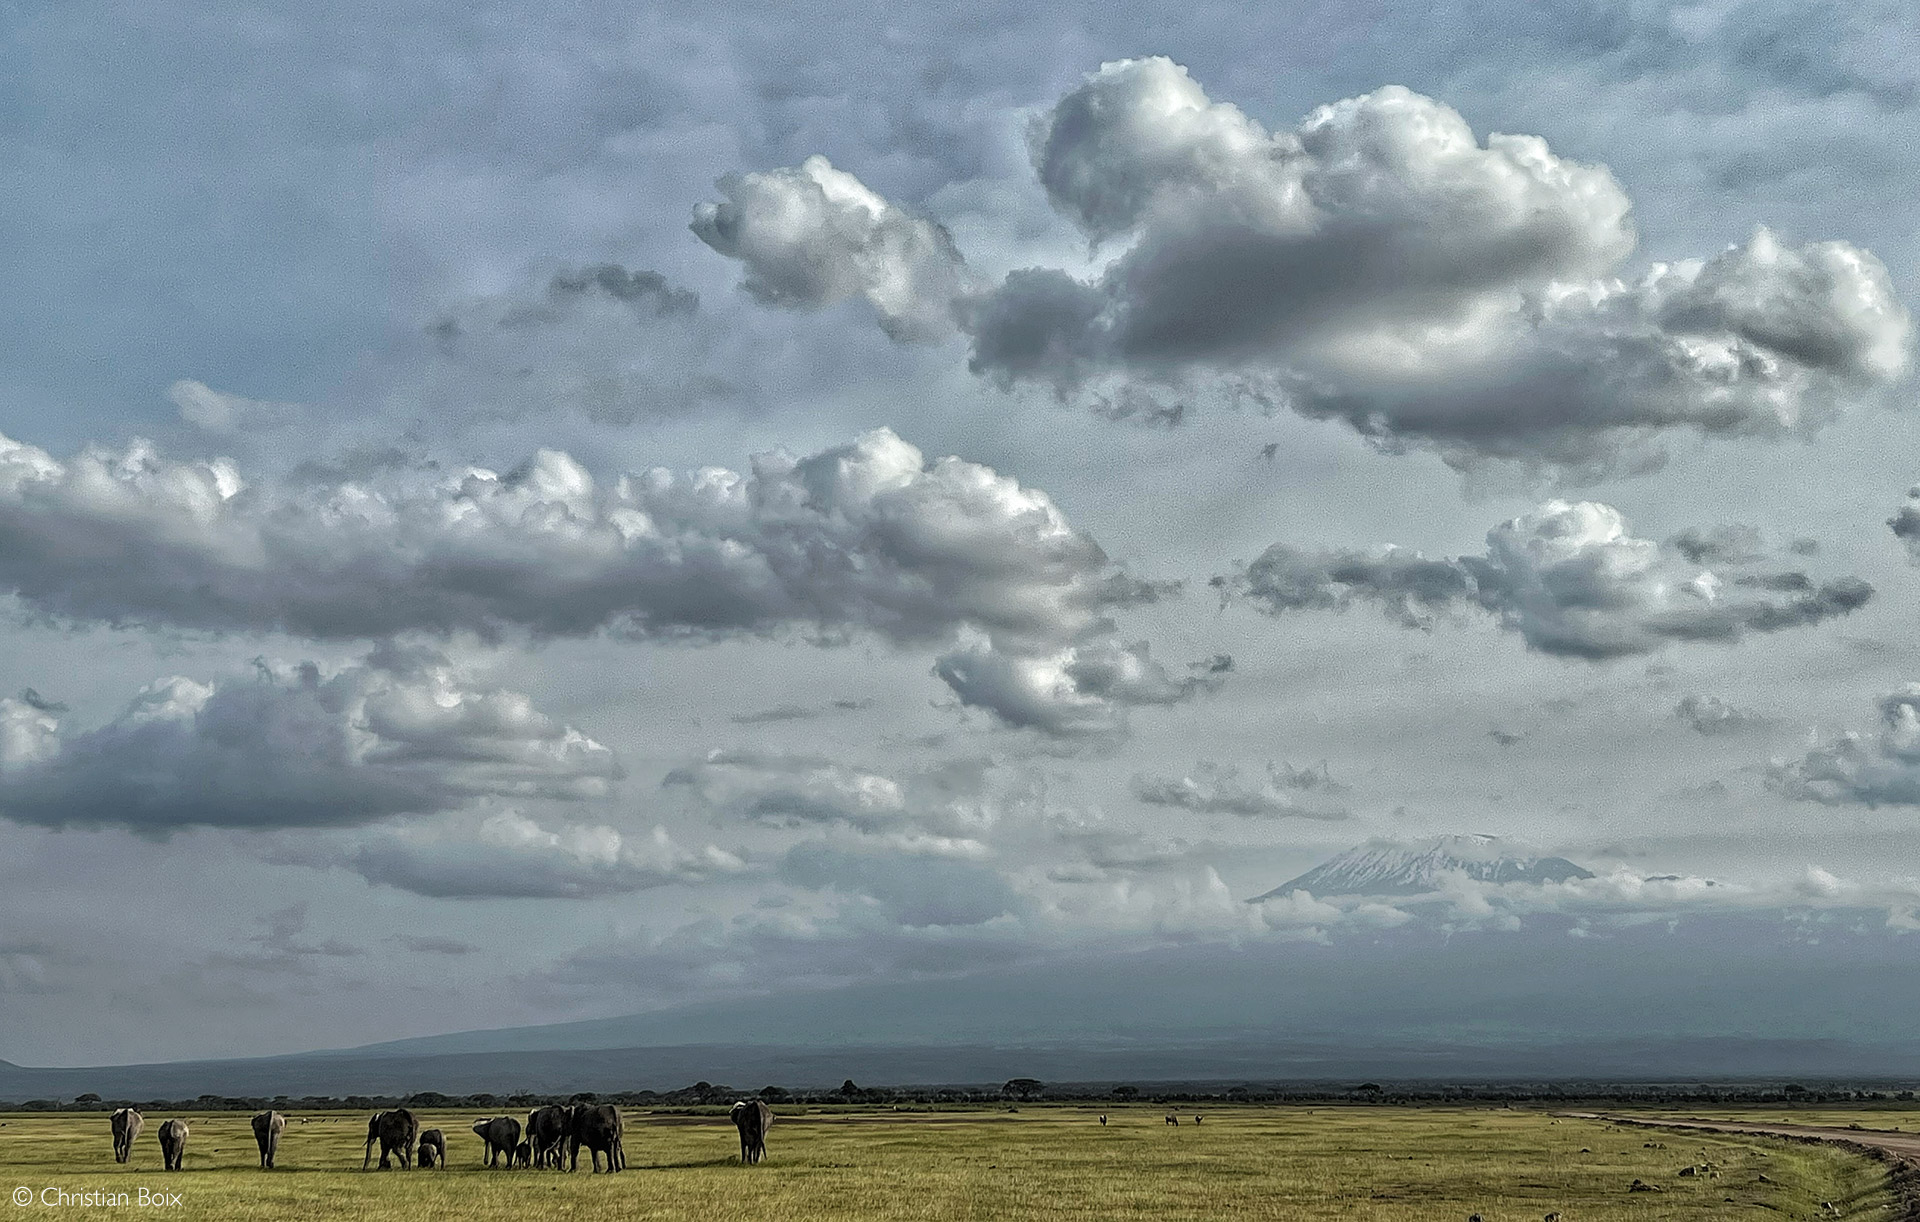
1633,1108 -> 1920,1133
0,1106 -> 1897,1220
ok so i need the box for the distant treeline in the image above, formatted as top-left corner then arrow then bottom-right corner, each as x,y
6,1080 -> 1919,1112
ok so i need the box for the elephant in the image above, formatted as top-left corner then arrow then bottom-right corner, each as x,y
567,1103 -> 624,1173
526,1105 -> 570,1168
110,1108 -> 143,1164
157,1119 -> 189,1171
417,1129 -> 446,1169
513,1140 -> 532,1168
251,1110 -> 286,1169
730,1099 -> 773,1165
362,1109 -> 418,1170
471,1116 -> 521,1168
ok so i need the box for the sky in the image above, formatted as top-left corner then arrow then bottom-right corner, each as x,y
3,0 -> 1920,1069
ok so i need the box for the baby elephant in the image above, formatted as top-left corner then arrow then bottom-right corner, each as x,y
513,1140 -> 532,1168
417,1129 -> 446,1169
251,1110 -> 285,1169
157,1119 -> 189,1171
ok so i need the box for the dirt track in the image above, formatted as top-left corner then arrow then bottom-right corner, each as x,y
1566,1114 -> 1920,1219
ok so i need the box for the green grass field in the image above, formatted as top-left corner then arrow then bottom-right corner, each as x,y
0,1106 -> 1897,1220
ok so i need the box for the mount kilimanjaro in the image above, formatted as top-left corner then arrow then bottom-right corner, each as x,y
1251,834 -> 1595,901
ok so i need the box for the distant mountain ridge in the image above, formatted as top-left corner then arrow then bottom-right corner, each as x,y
1252,835 -> 1595,901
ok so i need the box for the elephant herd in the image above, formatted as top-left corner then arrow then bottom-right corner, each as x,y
105,1099 -> 773,1172
464,1104 -> 627,1171
109,1108 -> 284,1171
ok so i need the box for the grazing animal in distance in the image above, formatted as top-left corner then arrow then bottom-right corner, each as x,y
157,1119 -> 189,1171
1545,1212 -> 1562,1221
1165,1114 -> 1178,1126
417,1129 -> 446,1169
1098,1115 -> 1107,1126
730,1099 -> 773,1165
1194,1115 -> 1202,1125
110,1109 -> 143,1164
471,1116 -> 522,1169
251,1111 -> 286,1169
362,1109 -> 418,1170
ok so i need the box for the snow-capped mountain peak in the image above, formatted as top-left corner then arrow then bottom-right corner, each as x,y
1251,835 -> 1594,901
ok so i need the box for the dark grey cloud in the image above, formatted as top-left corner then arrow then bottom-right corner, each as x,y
1771,686 -> 1920,806
1226,499 -> 1870,659
697,57 -> 1910,478
0,646 -> 617,831
1131,760 -> 1350,820
16,689 -> 65,714
542,264 -> 699,316
1889,486 -> 1920,556
1668,523 -> 1767,565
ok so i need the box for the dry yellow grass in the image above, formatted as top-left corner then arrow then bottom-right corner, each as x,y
0,1105 -> 1896,1220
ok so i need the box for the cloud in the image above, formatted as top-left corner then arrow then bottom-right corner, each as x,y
932,636 -> 1223,738
1888,486 -> 1920,558
419,264 -> 722,425
973,61 -> 1633,387
1770,686 -> 1920,806
1131,760 -> 1350,820
16,688 -> 66,714
1226,499 -> 1870,658
697,58 -> 1909,477
281,810 -> 745,900
778,838 -> 1023,928
540,264 -> 699,316
226,904 -> 362,969
0,427 -> 1191,733
1667,523 -> 1767,566
167,379 -> 299,433
1675,694 -> 1768,736
663,749 -> 912,831
691,155 -> 976,342
728,697 -> 873,724
1282,227 -> 1911,474
0,645 -> 617,831
391,935 -> 478,956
